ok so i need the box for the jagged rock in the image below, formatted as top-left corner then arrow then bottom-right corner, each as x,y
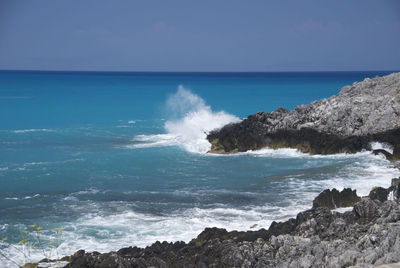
207,73 -> 400,155
353,198 -> 380,224
312,188 -> 361,209
369,187 -> 390,202
63,184 -> 400,268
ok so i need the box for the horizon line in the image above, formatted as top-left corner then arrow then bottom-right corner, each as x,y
0,69 -> 398,75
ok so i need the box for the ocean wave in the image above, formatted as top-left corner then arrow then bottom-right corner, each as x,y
127,86 -> 240,154
70,188 -> 104,196
283,154 -> 400,197
24,194 -> 41,199
4,197 -> 19,201
22,158 -> 84,167
127,134 -> 179,149
226,147 -> 391,161
0,202 -> 308,265
4,194 -> 41,201
11,128 -> 55,134
3,159 -> 85,173
370,141 -> 394,154
227,147 -> 306,158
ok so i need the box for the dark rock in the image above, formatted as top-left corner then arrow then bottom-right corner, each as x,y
373,149 -> 395,160
21,263 -> 37,268
390,177 -> 400,200
369,187 -> 389,202
392,177 -> 400,187
312,188 -> 361,209
353,198 -> 380,224
73,249 -> 85,258
268,218 -> 297,237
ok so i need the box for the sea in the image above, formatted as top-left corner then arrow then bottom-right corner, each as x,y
0,71 -> 399,266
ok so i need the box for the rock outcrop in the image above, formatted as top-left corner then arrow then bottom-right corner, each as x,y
63,179 -> 400,268
207,73 -> 400,158
312,188 -> 361,209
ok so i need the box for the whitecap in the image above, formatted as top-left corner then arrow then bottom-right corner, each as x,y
22,158 -> 84,168
4,197 -> 19,200
24,194 -> 40,199
63,196 -> 79,202
4,194 -> 40,200
12,128 -> 55,134
71,188 -> 101,196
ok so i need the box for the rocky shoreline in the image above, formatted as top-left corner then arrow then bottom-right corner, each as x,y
39,177 -> 400,268
27,73 -> 400,267
207,73 -> 400,160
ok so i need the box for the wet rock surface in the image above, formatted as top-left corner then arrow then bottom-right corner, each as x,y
207,73 -> 400,157
63,179 -> 400,268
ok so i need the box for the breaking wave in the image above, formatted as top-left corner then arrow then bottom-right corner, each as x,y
128,86 -> 240,153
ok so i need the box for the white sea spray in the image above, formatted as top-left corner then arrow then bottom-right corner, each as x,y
128,86 -> 240,153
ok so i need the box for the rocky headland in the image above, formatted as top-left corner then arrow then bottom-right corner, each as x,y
207,72 -> 400,160
50,179 -> 400,268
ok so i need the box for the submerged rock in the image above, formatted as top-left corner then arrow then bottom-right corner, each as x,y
207,73 -> 400,156
64,183 -> 400,268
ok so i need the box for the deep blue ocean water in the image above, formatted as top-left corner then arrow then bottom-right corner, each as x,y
0,71 -> 399,266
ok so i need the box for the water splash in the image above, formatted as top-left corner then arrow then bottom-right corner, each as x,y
130,86 -> 240,153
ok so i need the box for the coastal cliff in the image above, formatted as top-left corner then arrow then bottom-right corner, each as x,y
57,180 -> 400,268
207,72 -> 400,159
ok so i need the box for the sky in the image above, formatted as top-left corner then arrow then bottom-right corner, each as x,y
0,0 -> 399,72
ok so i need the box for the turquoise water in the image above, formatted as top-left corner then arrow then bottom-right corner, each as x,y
0,71 -> 399,266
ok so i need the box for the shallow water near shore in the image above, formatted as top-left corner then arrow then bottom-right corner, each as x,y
0,71 -> 399,266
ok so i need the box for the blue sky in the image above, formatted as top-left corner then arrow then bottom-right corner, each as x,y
0,0 -> 399,71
